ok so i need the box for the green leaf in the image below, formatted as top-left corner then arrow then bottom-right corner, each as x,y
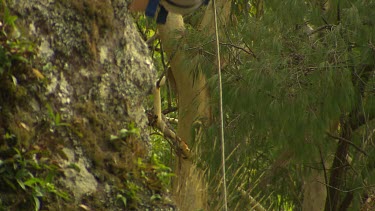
16,179 -> 26,190
119,128 -> 129,137
3,177 -> 17,190
46,104 -> 55,121
116,194 -> 127,207
57,122 -> 71,127
110,135 -> 119,141
33,196 -> 40,211
151,194 -> 161,201
11,75 -> 17,85
67,163 -> 81,172
54,189 -> 70,200
33,185 -> 43,197
24,177 -> 43,187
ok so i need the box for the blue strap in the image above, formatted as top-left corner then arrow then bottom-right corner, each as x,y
145,0 -> 160,17
164,0 -> 196,9
156,5 -> 168,24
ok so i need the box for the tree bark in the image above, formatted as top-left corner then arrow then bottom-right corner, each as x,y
324,132 -> 350,211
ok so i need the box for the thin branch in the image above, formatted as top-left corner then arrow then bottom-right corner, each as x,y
162,107 -> 178,115
307,24 -> 334,36
369,41 -> 375,52
150,78 -> 191,159
146,34 -> 159,45
317,181 -> 375,193
185,39 -> 215,51
185,39 -> 257,59
219,42 -> 257,58
243,41 -> 259,60
326,132 -> 368,156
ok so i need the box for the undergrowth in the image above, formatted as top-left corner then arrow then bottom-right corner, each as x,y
0,135 -> 69,210
0,1 -> 69,210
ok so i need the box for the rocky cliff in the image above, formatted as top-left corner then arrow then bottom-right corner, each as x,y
0,0 -> 174,210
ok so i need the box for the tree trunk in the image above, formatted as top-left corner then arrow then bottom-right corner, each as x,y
158,13 -> 210,210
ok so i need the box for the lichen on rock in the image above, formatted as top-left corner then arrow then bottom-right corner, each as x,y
58,148 -> 98,200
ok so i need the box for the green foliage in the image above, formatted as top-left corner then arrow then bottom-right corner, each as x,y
150,153 -> 175,188
115,177 -> 149,209
0,134 -> 69,210
116,181 -> 142,209
150,133 -> 174,166
115,192 -> 128,208
179,0 -> 375,209
0,0 -> 39,126
0,4 -> 69,209
0,1 -> 35,76
110,122 -> 140,141
136,155 -> 174,191
114,155 -> 174,209
46,104 -> 71,129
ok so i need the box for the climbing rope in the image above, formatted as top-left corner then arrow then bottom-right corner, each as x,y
212,0 -> 228,210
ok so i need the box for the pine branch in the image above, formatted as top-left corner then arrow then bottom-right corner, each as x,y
219,42 -> 257,58
185,39 -> 257,58
307,24 -> 334,36
317,181 -> 375,193
326,132 -> 367,156
258,150 -> 294,187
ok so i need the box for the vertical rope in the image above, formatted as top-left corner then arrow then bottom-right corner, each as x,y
212,0 -> 228,210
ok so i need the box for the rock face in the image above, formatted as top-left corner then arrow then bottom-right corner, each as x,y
9,0 -> 155,140
0,0 -> 175,210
